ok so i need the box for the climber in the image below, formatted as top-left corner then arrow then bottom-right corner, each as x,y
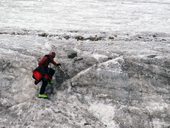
33,52 -> 61,99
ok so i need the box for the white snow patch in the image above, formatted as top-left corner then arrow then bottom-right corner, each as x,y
0,0 -> 170,33
89,103 -> 119,128
146,102 -> 169,112
73,67 -> 92,79
97,57 -> 124,73
153,118 -> 170,128
44,42 -> 52,51
92,53 -> 108,61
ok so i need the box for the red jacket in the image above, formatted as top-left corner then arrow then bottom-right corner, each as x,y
38,54 -> 58,68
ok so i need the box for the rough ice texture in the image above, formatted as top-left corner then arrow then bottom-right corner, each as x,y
0,30 -> 170,128
0,0 -> 170,128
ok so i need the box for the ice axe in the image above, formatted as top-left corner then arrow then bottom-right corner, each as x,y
57,65 -> 70,79
58,66 -> 64,73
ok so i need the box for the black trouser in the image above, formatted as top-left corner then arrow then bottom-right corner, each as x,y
39,78 -> 48,94
38,67 -> 55,94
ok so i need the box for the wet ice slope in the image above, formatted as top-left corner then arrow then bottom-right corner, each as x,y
0,0 -> 170,32
0,30 -> 170,128
0,0 -> 170,128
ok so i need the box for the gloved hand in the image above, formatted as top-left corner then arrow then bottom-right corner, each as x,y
56,63 -> 61,66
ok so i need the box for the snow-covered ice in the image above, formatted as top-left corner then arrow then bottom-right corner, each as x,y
0,0 -> 170,33
0,0 -> 170,128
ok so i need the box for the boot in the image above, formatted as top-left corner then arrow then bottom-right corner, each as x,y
38,94 -> 48,99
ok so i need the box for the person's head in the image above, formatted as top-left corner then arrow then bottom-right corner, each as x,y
49,52 -> 56,58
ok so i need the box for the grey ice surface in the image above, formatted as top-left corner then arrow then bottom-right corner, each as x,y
0,30 -> 170,128
0,0 -> 170,128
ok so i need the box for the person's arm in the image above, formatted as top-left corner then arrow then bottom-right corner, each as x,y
52,60 -> 60,66
51,58 -> 61,67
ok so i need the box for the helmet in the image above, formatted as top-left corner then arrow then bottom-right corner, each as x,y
49,52 -> 56,58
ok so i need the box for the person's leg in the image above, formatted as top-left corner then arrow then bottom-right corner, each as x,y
48,68 -> 55,84
39,78 -> 48,94
38,78 -> 48,98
